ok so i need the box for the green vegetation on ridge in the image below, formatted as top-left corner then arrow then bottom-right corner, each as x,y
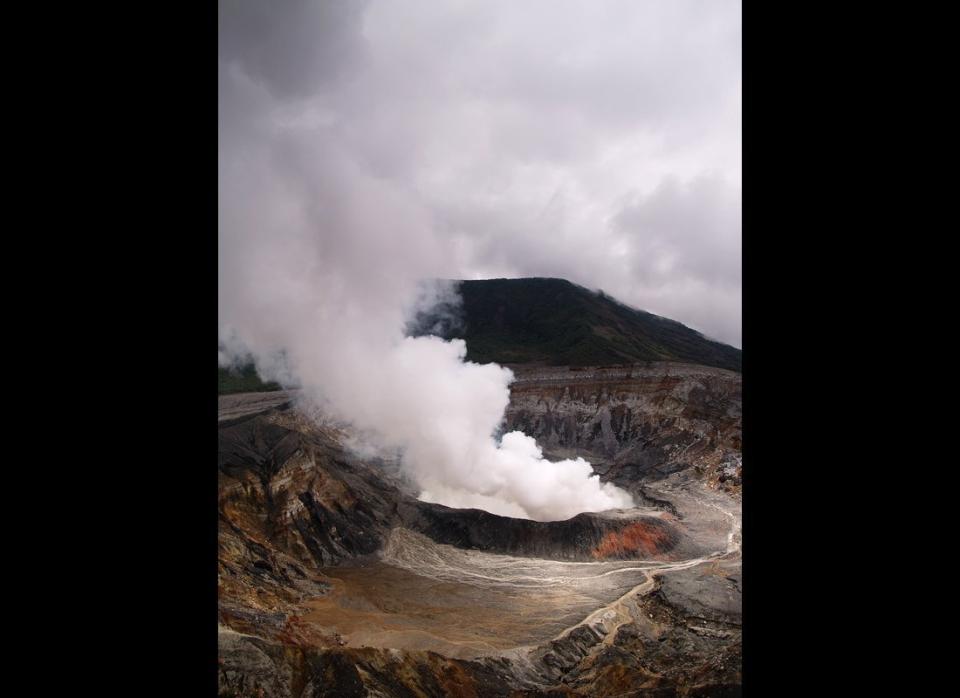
411,278 -> 741,372
218,363 -> 281,395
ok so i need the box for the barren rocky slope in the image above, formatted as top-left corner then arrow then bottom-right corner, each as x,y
218,363 -> 742,697
504,363 -> 741,495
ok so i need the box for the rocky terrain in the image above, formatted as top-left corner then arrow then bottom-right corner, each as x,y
504,363 -> 742,496
218,362 -> 742,697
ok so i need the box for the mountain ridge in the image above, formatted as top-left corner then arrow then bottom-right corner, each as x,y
410,277 -> 741,373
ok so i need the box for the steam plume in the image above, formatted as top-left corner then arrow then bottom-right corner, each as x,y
218,1 -> 642,520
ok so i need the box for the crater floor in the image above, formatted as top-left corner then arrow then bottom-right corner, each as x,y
302,475 -> 739,661
306,529 -> 651,658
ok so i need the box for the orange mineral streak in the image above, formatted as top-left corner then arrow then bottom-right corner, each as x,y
590,521 -> 673,560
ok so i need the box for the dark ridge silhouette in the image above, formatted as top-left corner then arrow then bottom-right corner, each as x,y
409,278 -> 741,373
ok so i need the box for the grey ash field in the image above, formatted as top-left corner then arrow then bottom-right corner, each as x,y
218,280 -> 742,697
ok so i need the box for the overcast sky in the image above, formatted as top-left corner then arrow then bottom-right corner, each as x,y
219,0 -> 741,347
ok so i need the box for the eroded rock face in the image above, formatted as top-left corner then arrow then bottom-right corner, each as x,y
504,363 -> 742,495
218,404 -> 402,643
218,362 -> 742,697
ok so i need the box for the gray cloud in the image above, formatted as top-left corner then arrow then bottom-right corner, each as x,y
220,2 -> 741,344
218,0 -> 369,99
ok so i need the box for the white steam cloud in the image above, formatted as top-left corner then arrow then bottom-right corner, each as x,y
218,146 -> 633,519
217,8 -> 634,521
222,279 -> 635,521
217,119 -> 633,520
219,4 -> 632,520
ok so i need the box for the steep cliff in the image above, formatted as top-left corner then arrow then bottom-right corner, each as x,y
505,363 -> 742,495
